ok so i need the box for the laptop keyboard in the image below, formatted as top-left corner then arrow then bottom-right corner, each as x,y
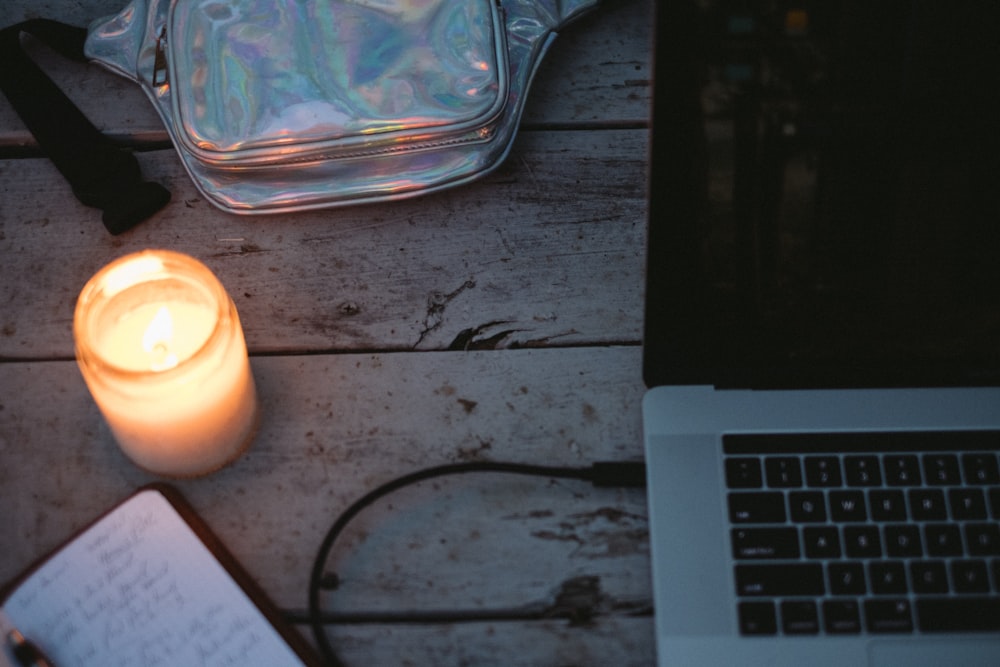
724,431 -> 1000,635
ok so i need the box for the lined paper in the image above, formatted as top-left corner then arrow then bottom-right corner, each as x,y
2,489 -> 305,666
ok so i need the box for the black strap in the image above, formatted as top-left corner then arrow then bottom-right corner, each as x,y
0,19 -> 169,234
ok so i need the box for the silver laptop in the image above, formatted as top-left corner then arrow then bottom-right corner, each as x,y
641,2 -> 1000,665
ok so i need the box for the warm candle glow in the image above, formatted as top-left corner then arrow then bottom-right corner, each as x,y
74,249 -> 258,477
143,306 -> 179,371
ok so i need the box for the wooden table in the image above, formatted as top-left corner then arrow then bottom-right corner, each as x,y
0,1 -> 654,663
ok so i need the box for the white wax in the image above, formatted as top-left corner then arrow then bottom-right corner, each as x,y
98,302 -> 214,372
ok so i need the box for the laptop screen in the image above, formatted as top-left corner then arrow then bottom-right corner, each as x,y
644,0 -> 1000,390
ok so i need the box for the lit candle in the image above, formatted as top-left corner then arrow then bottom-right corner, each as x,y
74,250 -> 258,477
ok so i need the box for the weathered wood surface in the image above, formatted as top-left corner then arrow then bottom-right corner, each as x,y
0,0 -> 652,361
0,0 -> 655,664
0,128 -> 647,359
0,0 -> 652,147
310,618 -> 654,667
0,348 -> 651,664
0,349 -> 648,605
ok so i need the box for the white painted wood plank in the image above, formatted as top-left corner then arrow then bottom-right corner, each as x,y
0,347 -> 647,609
0,128 -> 648,358
298,617 -> 655,667
0,1 -> 129,27
0,0 -> 653,146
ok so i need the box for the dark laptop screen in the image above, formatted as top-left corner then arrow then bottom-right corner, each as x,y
644,1 -> 1000,390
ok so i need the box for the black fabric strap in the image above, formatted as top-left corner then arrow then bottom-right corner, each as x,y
0,19 -> 169,234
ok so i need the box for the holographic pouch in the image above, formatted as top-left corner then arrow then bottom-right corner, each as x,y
84,0 -> 598,214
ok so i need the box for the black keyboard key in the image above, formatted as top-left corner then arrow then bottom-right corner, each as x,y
844,526 -> 882,558
845,455 -> 882,486
870,561 -> 908,595
909,488 -> 947,521
870,489 -> 907,521
910,560 -> 949,594
728,492 -> 786,523
828,561 -> 866,595
990,488 -> 1000,519
735,564 -> 825,596
965,523 -> 1000,556
726,457 -> 763,488
804,455 -> 843,487
738,601 -> 777,635
949,488 -> 988,520
962,453 -> 1000,485
830,490 -> 867,521
865,599 -> 913,633
883,454 -> 921,486
884,525 -> 922,558
823,599 -> 861,634
731,528 -> 800,559
789,491 -> 826,522
925,524 -> 964,557
781,600 -> 819,634
952,560 -> 991,593
923,454 -> 961,485
765,457 -> 802,488
917,597 -> 1000,632
803,526 -> 841,559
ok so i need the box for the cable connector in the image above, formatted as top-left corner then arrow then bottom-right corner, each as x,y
588,461 -> 647,487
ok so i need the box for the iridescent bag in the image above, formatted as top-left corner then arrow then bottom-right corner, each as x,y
0,0 -> 598,230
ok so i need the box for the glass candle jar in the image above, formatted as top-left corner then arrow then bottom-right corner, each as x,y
74,249 -> 258,477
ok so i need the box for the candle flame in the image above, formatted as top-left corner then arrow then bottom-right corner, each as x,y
142,306 -> 179,371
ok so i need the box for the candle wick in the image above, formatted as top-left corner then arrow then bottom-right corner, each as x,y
150,342 -> 179,371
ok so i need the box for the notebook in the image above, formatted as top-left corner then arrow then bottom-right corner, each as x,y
641,2 -> 1000,665
0,484 -> 320,667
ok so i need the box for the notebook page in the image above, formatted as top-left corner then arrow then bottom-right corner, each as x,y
2,488 -> 305,667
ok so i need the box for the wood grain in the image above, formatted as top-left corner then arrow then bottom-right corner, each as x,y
0,128 -> 647,359
0,1 -> 656,664
0,0 -> 652,147
0,348 -> 650,663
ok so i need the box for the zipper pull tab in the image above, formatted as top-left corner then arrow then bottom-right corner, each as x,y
153,26 -> 168,87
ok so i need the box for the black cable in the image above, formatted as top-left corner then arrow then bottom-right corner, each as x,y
307,460 -> 645,667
